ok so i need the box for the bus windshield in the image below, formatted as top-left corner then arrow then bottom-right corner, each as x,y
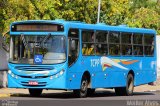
9,35 -> 66,64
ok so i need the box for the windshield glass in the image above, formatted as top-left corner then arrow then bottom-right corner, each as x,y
9,35 -> 66,64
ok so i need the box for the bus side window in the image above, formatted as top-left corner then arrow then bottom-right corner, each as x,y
121,33 -> 132,56
133,33 -> 143,56
144,34 -> 154,56
95,31 -> 108,55
108,32 -> 120,56
82,30 -> 95,55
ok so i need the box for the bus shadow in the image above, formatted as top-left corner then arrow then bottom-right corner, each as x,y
11,90 -> 155,99
41,91 -> 116,99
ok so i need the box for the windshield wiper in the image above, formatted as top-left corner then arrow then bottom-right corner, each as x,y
20,34 -> 28,49
40,33 -> 51,47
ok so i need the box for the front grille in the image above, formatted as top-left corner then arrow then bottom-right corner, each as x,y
35,76 -> 48,79
19,75 -> 49,79
19,76 -> 32,78
15,66 -> 54,71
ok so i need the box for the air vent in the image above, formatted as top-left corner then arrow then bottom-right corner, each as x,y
19,75 -> 49,79
15,66 -> 54,71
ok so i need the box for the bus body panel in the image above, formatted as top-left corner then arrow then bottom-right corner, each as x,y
66,56 -> 156,89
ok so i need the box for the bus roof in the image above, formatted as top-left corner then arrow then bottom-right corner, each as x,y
11,20 -> 156,34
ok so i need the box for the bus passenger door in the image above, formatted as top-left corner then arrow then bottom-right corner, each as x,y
68,29 -> 79,66
67,28 -> 81,89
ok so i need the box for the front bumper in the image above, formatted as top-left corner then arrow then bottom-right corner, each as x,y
8,73 -> 67,89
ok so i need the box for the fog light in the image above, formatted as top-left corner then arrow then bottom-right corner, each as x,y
55,74 -> 58,78
15,75 -> 18,79
59,69 -> 64,75
50,76 -> 53,79
11,73 -> 14,77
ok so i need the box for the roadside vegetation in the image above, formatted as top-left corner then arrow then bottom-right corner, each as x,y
0,0 -> 159,36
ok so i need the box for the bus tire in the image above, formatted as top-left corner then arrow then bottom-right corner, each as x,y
115,73 -> 134,96
29,89 -> 43,97
73,75 -> 89,98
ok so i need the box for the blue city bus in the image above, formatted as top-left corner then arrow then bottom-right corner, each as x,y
8,20 -> 157,97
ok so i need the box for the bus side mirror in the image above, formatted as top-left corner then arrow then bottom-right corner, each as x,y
70,40 -> 76,50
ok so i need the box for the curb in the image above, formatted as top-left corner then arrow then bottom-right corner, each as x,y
144,89 -> 160,92
0,93 -> 28,98
0,94 -> 11,98
10,93 -> 28,97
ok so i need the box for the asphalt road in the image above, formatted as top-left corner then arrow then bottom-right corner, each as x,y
1,91 -> 160,106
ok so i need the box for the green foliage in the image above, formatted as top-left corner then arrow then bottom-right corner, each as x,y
128,0 -> 160,34
0,0 -> 160,35
126,8 -> 160,33
58,0 -> 98,23
101,0 -> 130,25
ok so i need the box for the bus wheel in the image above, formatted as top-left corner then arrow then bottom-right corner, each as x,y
87,88 -> 95,96
115,73 -> 134,96
29,89 -> 43,97
73,75 -> 89,98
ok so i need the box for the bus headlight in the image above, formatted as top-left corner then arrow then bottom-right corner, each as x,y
8,70 -> 11,74
50,69 -> 65,79
8,70 -> 18,79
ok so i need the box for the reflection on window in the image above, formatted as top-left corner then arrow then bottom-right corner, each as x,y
109,32 -> 120,43
122,45 -> 132,55
9,35 -> 66,64
109,44 -> 120,55
121,33 -> 132,44
95,44 -> 108,55
68,29 -> 79,66
68,29 -> 79,38
82,31 -> 94,42
96,31 -> 108,43
133,46 -> 143,56
133,34 -> 142,44
68,39 -> 79,66
81,30 -> 155,57
82,30 -> 95,55
144,46 -> 154,56
144,35 -> 154,45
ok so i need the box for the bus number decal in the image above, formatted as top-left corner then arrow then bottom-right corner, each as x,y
91,59 -> 100,67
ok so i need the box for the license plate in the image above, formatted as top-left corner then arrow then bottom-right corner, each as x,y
28,81 -> 38,85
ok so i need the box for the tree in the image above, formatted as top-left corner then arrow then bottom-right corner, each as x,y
129,8 -> 160,34
127,0 -> 160,34
0,0 -> 37,35
30,0 -> 62,20
100,0 -> 130,25
58,0 -> 98,23
0,0 -> 159,35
